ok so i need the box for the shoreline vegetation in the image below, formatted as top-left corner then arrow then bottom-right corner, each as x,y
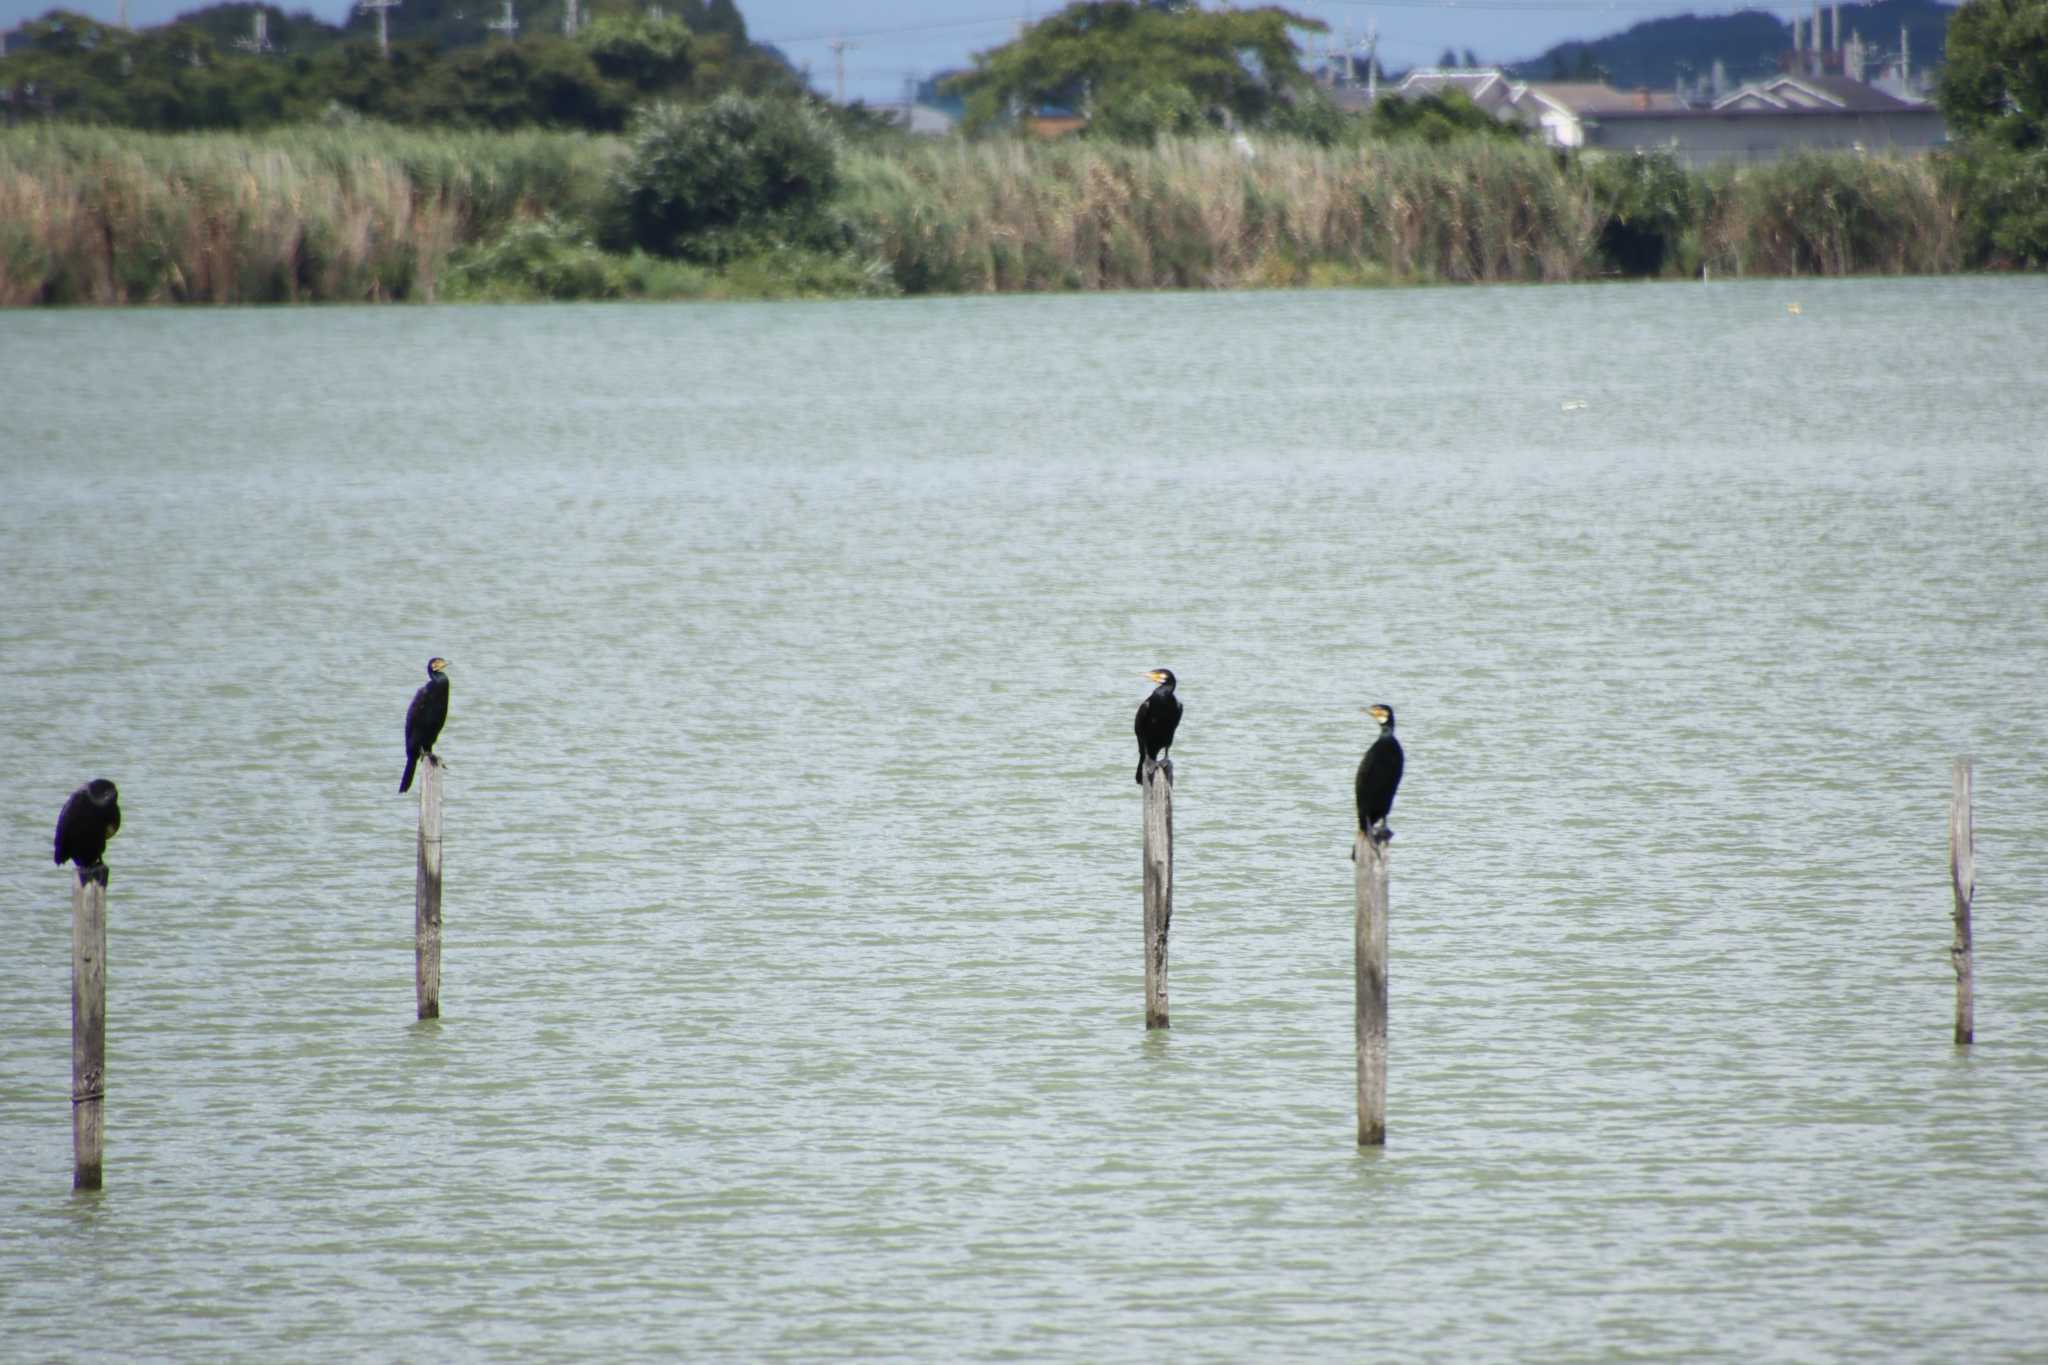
0,121 -> 1986,306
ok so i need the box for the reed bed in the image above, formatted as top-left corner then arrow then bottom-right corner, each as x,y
0,123 -> 1981,304
0,124 -> 616,304
839,135 -> 1601,292
1697,152 -> 1962,277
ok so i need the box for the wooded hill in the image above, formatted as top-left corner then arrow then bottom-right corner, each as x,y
1506,0 -> 1957,92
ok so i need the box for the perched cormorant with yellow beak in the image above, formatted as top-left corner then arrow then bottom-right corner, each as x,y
400,657 -> 450,793
1356,704 -> 1403,843
55,779 -> 121,886
1134,668 -> 1182,784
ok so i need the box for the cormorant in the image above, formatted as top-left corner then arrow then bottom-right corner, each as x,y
1134,668 -> 1182,785
400,657 -> 450,793
1355,704 -> 1404,843
54,779 -> 121,886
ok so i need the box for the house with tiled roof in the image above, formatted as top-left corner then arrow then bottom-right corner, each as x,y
1383,68 -> 1522,118
1514,83 -> 1683,149
1558,74 -> 1946,165
1364,66 -> 1946,167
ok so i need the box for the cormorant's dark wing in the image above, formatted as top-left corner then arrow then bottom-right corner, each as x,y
1356,736 -> 1405,828
401,677 -> 449,793
53,790 -> 77,864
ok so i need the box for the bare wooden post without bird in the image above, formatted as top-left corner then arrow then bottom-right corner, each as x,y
1950,757 -> 1974,1046
1354,830 -> 1388,1146
416,755 -> 443,1021
1142,760 -> 1172,1029
72,872 -> 106,1190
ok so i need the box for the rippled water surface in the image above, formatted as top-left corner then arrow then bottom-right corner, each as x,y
4,278 -> 2047,1360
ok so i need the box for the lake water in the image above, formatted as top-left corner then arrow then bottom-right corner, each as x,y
3,278 -> 2047,1361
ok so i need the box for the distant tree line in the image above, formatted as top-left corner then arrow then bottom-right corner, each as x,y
0,3 -> 798,130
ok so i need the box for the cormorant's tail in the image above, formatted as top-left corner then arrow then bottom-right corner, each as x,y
400,752 -> 418,793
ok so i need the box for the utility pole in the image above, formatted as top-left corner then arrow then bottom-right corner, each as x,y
486,0 -> 517,41
827,35 -> 858,104
357,0 -> 400,57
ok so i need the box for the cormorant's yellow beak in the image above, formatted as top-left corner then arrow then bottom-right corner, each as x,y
1145,670 -> 1166,683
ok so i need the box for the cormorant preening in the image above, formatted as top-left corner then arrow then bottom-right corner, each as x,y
400,657 -> 450,793
1134,668 -> 1182,784
1356,704 -> 1404,843
54,779 -> 121,886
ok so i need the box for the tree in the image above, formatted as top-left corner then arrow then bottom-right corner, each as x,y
579,14 -> 694,93
947,1 -> 1325,134
676,0 -> 747,42
1367,88 -> 1520,144
1938,0 -> 2048,265
605,94 -> 842,260
1938,0 -> 2048,150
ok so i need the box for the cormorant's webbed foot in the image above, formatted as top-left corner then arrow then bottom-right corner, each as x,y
1373,823 -> 1394,845
89,861 -> 110,888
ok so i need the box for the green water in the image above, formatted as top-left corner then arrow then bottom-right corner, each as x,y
3,278 -> 2047,1360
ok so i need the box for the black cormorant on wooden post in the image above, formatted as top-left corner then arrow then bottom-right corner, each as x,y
54,779 -> 121,886
1134,668 -> 1182,784
1355,704 -> 1403,843
400,657 -> 450,794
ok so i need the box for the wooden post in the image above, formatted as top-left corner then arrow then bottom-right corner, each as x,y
415,755 -> 443,1021
1142,759 -> 1172,1030
1354,830 -> 1388,1146
72,872 -> 106,1190
1950,757 -> 1974,1046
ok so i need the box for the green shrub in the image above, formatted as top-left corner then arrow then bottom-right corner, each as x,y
1091,84 -> 1208,147
1266,93 -> 1361,149
444,216 -> 626,300
1940,142 -> 2048,267
1583,151 -> 1699,276
715,245 -> 898,299
605,94 -> 843,261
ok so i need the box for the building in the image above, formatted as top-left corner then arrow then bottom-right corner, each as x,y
1361,64 -> 1946,167
1541,74 -> 1946,166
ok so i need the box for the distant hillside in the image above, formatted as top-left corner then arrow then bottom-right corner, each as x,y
1506,0 -> 1957,92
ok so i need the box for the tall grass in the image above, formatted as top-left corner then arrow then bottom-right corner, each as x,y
0,124 -> 616,304
1697,153 -> 1961,277
0,123 -> 1982,305
840,135 -> 1599,292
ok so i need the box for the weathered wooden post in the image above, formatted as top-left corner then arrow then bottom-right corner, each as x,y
1354,830 -> 1388,1146
415,755 -> 443,1021
1950,757 -> 1974,1046
72,872 -> 106,1190
1142,760 -> 1172,1030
